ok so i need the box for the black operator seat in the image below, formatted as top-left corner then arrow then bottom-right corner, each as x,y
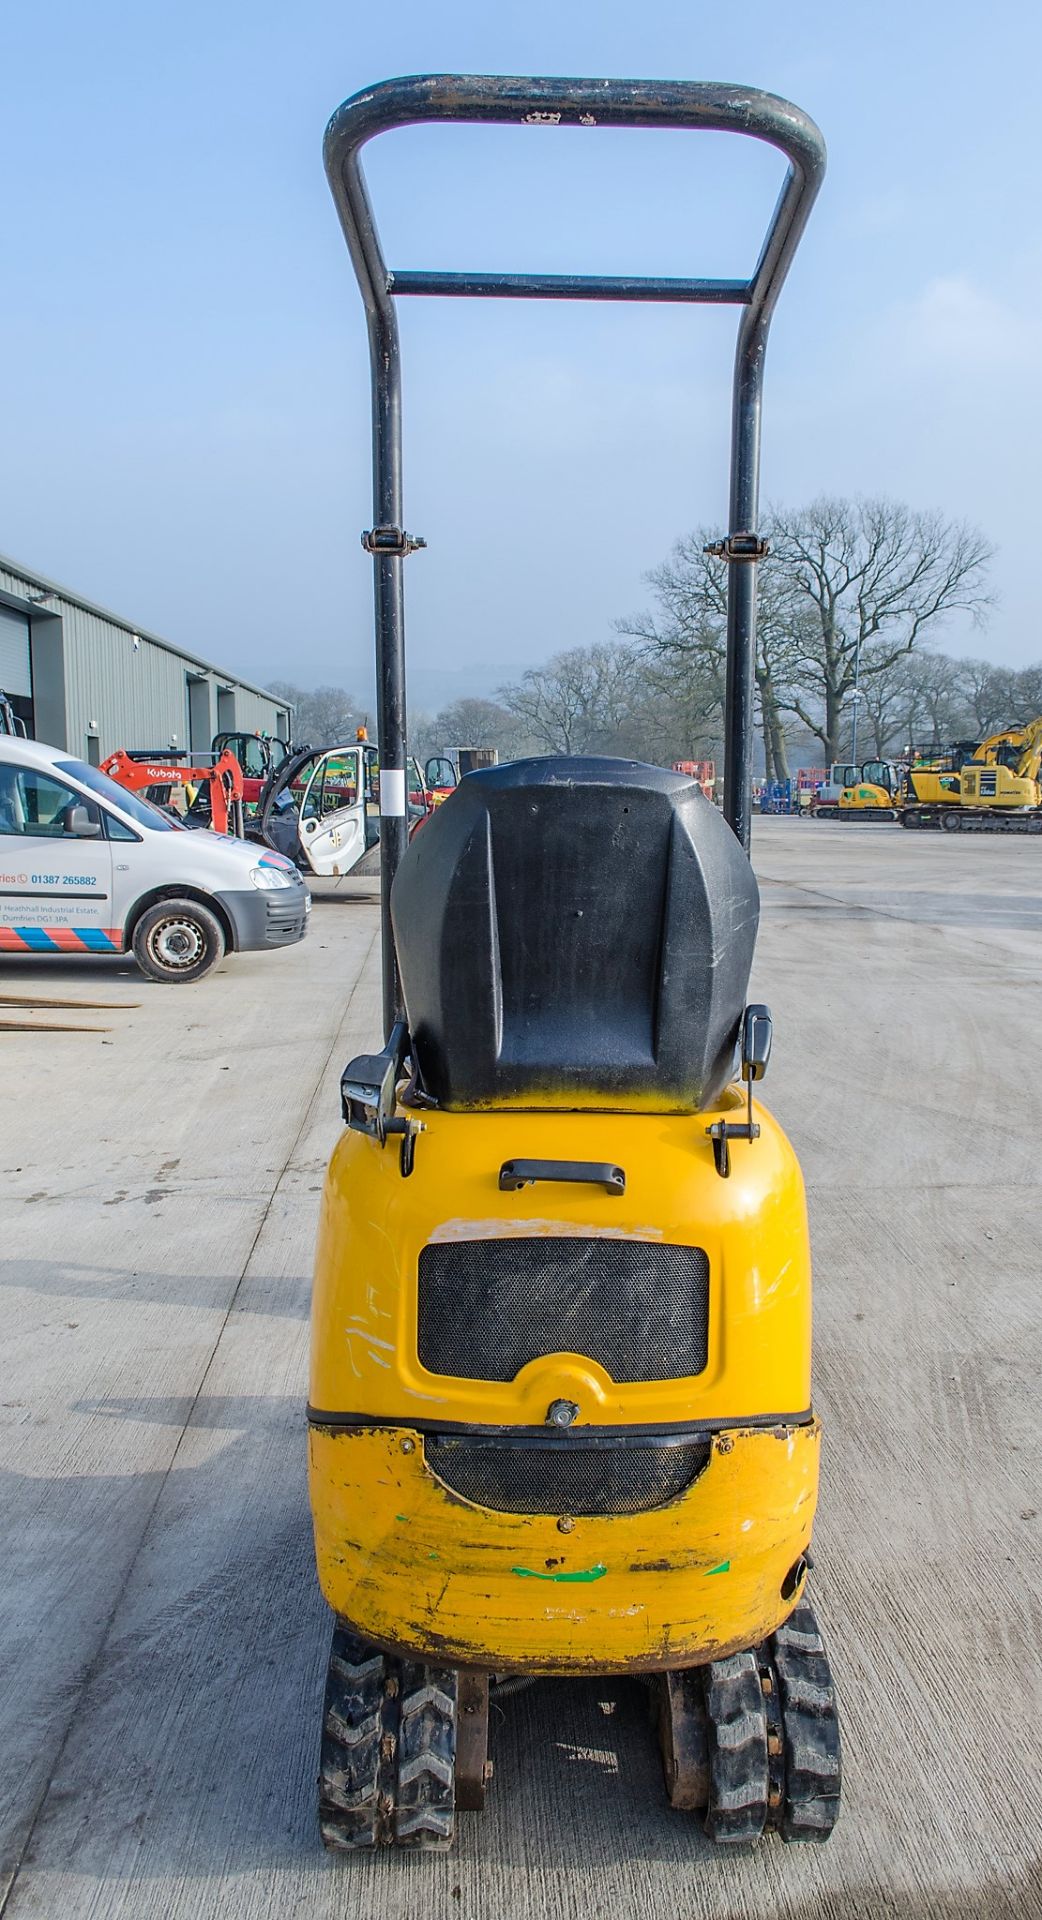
390,756 -> 759,1112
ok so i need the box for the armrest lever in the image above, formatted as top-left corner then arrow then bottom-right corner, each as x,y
341,1019 -> 410,1136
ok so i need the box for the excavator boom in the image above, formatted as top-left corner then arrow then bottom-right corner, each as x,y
101,747 -> 245,836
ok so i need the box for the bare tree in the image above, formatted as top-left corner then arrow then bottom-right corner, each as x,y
499,643 -> 646,755
629,650 -> 725,768
412,697 -> 524,764
1009,663 -> 1042,720
769,496 -> 993,760
267,681 -> 367,747
841,649 -> 1042,762
888,650 -> 973,755
618,530 -> 798,779
951,657 -> 1016,737
499,637 -> 733,768
857,645 -> 918,758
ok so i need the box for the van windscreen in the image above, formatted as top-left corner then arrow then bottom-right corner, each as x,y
55,759 -> 179,831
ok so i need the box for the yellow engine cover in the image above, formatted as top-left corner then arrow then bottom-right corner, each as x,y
907,767 -> 960,805
308,1097 -> 817,1672
839,782 -> 892,812
309,1420 -> 818,1674
959,765 -> 1039,808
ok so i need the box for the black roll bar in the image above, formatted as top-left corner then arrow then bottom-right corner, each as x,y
324,74 -> 826,1035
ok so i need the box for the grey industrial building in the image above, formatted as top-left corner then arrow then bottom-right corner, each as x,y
0,553 -> 290,763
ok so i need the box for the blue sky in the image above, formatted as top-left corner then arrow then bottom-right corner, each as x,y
2,0 -> 1040,711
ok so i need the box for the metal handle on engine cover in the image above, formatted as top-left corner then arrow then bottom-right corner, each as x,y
499,1158 -> 626,1196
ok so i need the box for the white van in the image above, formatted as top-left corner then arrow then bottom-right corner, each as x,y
0,736 -> 310,982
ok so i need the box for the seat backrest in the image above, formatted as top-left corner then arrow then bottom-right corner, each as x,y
390,756 -> 759,1111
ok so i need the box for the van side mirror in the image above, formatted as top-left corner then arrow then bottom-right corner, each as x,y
741,1003 -> 772,1081
68,805 -> 102,838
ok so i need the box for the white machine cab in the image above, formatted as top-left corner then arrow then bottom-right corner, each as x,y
0,736 -> 310,983
258,740 -> 430,878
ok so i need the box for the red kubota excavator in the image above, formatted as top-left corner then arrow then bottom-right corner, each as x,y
100,747 -> 246,836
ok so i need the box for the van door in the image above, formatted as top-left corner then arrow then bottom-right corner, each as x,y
298,749 -> 366,876
0,759 -> 116,952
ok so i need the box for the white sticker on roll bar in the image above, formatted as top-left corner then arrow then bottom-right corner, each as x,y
381,768 -> 406,817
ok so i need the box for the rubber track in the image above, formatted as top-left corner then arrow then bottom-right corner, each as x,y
318,1628 -> 384,1849
769,1602 -> 842,1842
703,1651 -> 770,1844
394,1664 -> 458,1849
941,810 -> 1042,833
905,807 -> 1042,832
318,1626 -> 459,1851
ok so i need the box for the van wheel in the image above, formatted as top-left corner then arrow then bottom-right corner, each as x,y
132,898 -> 225,983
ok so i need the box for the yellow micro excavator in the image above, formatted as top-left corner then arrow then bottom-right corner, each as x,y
902,717 -> 1042,833
810,760 -> 901,821
307,74 -> 841,1854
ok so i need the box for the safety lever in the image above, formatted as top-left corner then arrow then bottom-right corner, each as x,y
341,1020 -> 425,1175
706,1004 -> 772,1178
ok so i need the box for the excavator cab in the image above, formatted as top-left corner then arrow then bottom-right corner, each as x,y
211,731 -> 288,815
837,760 -> 900,819
308,74 -> 840,1853
423,753 -> 458,803
253,742 -> 429,874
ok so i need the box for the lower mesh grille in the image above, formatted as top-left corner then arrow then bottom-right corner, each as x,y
417,1237 -> 709,1382
424,1434 -> 711,1515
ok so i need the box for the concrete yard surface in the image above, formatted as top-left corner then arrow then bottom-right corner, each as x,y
0,828 -> 1040,1919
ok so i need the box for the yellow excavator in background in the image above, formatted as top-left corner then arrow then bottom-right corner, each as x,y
809,761 -> 901,821
901,718 -> 1042,833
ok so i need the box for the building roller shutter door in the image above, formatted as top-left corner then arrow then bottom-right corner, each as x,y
0,604 -> 31,697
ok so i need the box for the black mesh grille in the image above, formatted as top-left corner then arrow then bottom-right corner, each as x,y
417,1238 -> 709,1383
424,1435 -> 711,1515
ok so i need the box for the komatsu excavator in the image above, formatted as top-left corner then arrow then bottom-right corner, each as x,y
308,74 -> 841,1854
902,718 -> 1042,832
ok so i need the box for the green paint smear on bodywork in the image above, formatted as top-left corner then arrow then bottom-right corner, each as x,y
511,1563 -> 608,1584
705,1560 -> 731,1576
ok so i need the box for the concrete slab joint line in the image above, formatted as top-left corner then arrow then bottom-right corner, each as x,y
0,924 -> 379,1919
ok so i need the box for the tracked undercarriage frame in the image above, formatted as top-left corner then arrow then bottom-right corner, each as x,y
319,1600 -> 841,1851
